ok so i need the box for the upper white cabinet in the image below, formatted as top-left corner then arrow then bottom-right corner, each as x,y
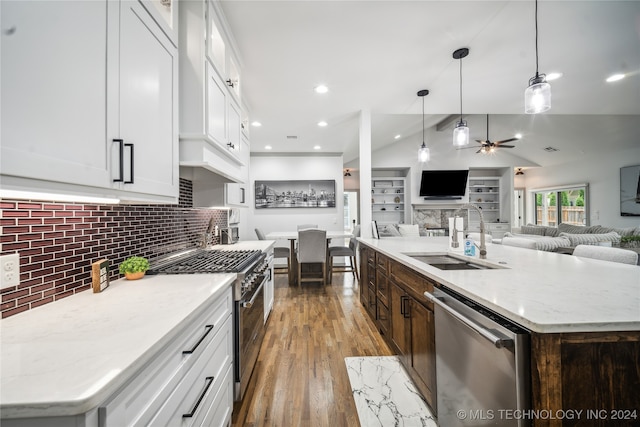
1,0 -> 111,191
0,0 -> 179,203
179,0 -> 246,183
139,0 -> 178,46
110,0 -> 179,201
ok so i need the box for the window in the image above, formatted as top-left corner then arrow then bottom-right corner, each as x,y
533,184 -> 589,227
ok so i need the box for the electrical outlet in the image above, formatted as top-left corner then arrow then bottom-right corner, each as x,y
214,225 -> 219,237
1,253 -> 20,289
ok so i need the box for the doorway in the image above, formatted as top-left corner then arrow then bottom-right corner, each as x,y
344,191 -> 359,231
514,188 -> 525,228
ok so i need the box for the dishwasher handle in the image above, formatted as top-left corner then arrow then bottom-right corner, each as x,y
425,291 -> 513,350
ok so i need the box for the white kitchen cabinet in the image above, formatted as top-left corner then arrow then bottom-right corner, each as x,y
264,248 -> 275,323
179,0 -> 245,184
207,63 -> 228,147
1,0 -> 110,190
138,0 -> 178,46
99,287 -> 233,427
110,0 -> 179,202
0,0 -> 178,203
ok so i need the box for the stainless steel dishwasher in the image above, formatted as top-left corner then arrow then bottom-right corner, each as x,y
425,286 -> 531,427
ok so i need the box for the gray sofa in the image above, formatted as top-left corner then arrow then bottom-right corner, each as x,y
501,223 -> 640,252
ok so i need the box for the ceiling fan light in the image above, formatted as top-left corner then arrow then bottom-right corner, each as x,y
453,120 -> 469,147
418,142 -> 430,162
525,75 -> 551,114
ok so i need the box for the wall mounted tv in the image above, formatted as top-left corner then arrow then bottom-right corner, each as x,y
419,170 -> 469,200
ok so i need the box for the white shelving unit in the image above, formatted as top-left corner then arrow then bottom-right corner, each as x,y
467,170 -> 512,238
372,177 -> 407,225
468,177 -> 501,222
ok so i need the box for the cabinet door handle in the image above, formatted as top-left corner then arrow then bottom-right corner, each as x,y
182,376 -> 214,418
124,143 -> 134,184
227,142 -> 235,149
240,187 -> 245,203
182,324 -> 214,355
113,139 -> 124,182
402,296 -> 410,318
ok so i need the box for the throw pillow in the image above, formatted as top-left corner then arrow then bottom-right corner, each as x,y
521,224 -> 546,236
559,232 -> 621,246
398,224 -> 420,237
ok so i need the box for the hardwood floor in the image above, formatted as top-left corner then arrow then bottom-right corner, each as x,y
232,272 -> 393,427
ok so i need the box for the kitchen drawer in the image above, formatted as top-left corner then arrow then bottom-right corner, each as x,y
146,315 -> 233,426
376,272 -> 390,307
198,365 -> 233,427
99,287 -> 232,426
376,299 -> 390,335
376,253 -> 390,274
390,262 -> 434,307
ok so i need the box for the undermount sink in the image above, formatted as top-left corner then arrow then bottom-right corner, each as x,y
404,254 -> 505,270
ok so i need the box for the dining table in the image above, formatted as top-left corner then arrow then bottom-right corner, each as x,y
265,230 -> 354,285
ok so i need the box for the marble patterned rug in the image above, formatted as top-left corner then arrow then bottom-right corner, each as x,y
345,356 -> 438,426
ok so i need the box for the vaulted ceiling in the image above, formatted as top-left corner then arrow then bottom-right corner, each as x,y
220,1 -> 640,167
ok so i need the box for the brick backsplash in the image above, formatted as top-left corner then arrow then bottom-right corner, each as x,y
0,179 -> 227,319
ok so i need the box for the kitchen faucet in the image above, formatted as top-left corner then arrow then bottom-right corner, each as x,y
202,217 -> 216,248
451,203 -> 487,259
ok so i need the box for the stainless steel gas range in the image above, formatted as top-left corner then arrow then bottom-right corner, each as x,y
147,248 -> 273,402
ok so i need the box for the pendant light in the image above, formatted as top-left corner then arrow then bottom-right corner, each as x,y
452,48 -> 470,147
525,0 -> 551,114
417,89 -> 430,162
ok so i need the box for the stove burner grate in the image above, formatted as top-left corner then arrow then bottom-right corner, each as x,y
147,250 -> 263,274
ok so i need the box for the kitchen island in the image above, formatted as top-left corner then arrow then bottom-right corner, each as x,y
358,236 -> 639,427
0,273 -> 236,425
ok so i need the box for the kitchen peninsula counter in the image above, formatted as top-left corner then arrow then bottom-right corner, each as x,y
358,237 -> 640,333
359,237 -> 639,426
0,273 -> 236,420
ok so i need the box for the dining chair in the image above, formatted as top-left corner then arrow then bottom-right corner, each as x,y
328,225 -> 360,282
297,224 -> 318,230
296,228 -> 327,286
255,228 -> 291,274
573,244 -> 638,265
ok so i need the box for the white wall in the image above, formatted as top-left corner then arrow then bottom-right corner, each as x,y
240,155 -> 345,241
522,146 -> 640,228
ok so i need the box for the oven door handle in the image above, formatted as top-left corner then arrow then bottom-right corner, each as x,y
424,291 -> 513,349
241,277 -> 265,308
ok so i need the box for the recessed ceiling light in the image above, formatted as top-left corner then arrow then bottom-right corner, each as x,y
317,121 -> 328,127
606,73 -> 625,83
265,145 -> 272,150
394,134 -> 401,140
515,133 -> 523,139
546,72 -> 563,81
314,85 -> 329,94
251,121 -> 262,127
313,145 -> 321,150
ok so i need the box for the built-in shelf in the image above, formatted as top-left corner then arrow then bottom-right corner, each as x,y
372,175 -> 408,225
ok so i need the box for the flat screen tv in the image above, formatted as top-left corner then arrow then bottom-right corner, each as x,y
419,170 -> 469,199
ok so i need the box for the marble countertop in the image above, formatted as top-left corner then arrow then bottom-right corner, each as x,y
359,237 -> 640,333
0,273 -> 236,419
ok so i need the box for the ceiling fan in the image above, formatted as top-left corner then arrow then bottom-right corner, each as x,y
463,115 -> 520,154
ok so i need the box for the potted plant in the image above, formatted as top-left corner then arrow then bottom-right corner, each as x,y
620,235 -> 640,249
119,256 -> 150,280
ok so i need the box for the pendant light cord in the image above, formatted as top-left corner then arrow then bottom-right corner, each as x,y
534,0 -> 539,76
459,57 -> 463,122
422,95 -> 425,144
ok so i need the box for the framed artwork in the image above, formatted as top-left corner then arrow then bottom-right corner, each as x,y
620,165 -> 640,216
255,180 -> 336,208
